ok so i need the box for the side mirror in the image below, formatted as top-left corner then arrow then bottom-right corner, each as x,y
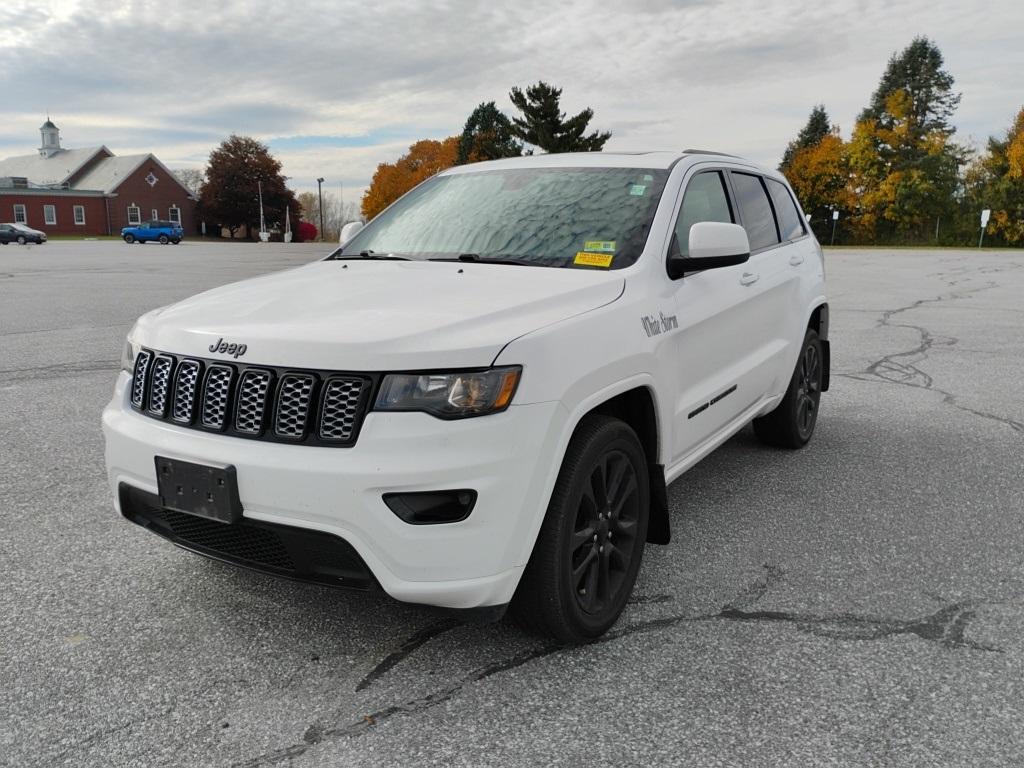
668,222 -> 750,279
339,221 -> 364,245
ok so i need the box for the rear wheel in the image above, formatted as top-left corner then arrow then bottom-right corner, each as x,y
753,328 -> 823,448
511,415 -> 650,642
123,234 -> 135,244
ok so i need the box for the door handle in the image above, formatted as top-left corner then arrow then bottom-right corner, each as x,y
740,271 -> 759,286
789,254 -> 805,266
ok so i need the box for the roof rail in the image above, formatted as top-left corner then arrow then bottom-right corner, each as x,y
682,148 -> 741,158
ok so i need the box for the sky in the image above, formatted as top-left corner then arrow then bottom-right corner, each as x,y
2,0 -> 1022,203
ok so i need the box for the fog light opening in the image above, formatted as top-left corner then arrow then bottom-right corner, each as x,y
383,490 -> 477,525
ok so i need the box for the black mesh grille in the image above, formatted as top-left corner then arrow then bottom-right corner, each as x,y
274,374 -> 315,439
147,355 -> 174,416
201,365 -> 234,429
171,360 -> 202,423
156,508 -> 295,569
235,370 -> 272,434
129,348 -> 373,447
319,377 -> 365,442
131,350 -> 152,408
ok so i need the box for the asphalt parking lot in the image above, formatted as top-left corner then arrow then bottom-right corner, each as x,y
2,240 -> 1023,767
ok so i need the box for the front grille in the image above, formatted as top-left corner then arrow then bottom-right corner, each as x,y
129,348 -> 373,447
119,484 -> 376,589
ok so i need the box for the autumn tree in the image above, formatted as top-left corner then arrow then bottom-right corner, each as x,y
785,130 -> 854,239
172,168 -> 205,196
457,102 -> 522,164
847,39 -> 965,241
967,107 -> 1024,244
361,137 -> 459,220
780,105 -> 831,172
509,81 -> 611,153
198,135 -> 298,239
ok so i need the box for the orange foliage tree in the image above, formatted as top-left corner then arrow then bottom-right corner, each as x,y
361,137 -> 459,220
785,130 -> 854,234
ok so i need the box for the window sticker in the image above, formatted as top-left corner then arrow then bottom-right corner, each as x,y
642,174 -> 654,182
629,184 -> 646,196
583,240 -> 616,253
574,252 -> 614,268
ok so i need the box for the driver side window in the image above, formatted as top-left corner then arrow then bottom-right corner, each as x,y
672,171 -> 734,258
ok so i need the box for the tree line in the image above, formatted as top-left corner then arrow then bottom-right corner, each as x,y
782,37 -> 1023,246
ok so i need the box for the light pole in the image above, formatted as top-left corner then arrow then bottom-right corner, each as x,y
316,177 -> 325,242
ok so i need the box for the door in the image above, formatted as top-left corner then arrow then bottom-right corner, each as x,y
668,169 -> 774,461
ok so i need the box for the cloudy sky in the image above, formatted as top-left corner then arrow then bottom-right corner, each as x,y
2,0 -> 1022,201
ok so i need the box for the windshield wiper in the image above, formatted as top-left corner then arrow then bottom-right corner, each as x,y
331,250 -> 411,261
429,253 -> 541,267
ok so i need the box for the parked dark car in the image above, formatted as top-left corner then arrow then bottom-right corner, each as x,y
0,223 -> 47,244
122,220 -> 183,244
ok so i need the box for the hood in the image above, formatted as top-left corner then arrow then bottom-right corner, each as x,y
138,260 -> 624,370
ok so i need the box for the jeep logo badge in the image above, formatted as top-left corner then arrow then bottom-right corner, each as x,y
208,337 -> 248,358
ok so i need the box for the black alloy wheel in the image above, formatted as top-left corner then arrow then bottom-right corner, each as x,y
753,328 -> 824,448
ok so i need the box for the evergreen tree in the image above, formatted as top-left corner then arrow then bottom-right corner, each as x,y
508,81 -> 611,153
780,105 -> 831,171
859,36 -> 960,137
456,102 -> 522,165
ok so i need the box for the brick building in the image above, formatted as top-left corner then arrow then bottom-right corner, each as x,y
0,120 -> 196,236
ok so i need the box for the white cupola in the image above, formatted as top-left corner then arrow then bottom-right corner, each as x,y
39,118 -> 61,157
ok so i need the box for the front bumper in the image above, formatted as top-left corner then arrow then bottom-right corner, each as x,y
102,373 -> 564,609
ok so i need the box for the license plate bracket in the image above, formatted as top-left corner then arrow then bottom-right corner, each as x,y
155,456 -> 242,524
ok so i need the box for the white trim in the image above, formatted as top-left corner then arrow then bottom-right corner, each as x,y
73,205 -> 86,225
13,204 -> 26,223
151,208 -> 158,221
43,204 -> 57,225
127,205 -> 141,225
168,206 -> 181,225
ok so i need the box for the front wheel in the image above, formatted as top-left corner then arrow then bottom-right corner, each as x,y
16,235 -> 26,245
171,238 -> 181,245
158,234 -> 169,244
511,415 -> 650,642
123,234 -> 135,244
753,328 -> 823,448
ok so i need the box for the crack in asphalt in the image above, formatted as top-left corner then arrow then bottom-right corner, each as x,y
836,268 -> 1024,434
233,566 -> 1001,767
0,358 -> 118,382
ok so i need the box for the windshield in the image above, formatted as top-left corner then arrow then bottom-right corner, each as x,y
333,166 -> 669,269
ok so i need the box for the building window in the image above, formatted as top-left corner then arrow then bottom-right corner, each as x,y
168,206 -> 181,225
151,208 -> 158,221
74,205 -> 86,225
13,204 -> 26,223
127,205 -> 141,225
44,205 -> 57,225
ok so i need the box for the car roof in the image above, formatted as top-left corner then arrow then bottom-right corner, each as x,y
439,149 -> 778,179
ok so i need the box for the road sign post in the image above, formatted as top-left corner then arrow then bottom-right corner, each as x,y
979,209 -> 991,248
830,209 -> 839,246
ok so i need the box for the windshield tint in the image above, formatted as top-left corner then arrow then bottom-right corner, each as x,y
334,167 -> 670,269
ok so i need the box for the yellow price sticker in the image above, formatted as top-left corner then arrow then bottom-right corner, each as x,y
574,252 -> 614,268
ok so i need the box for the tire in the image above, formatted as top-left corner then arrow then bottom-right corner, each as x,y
171,239 -> 180,245
511,414 -> 650,642
158,234 -> 169,244
753,328 -> 823,449
17,235 -> 26,245
123,234 -> 135,244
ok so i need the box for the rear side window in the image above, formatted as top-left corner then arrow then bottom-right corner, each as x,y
766,178 -> 806,241
673,171 -> 733,257
731,172 -> 780,251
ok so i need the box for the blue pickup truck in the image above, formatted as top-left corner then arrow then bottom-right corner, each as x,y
122,220 -> 183,244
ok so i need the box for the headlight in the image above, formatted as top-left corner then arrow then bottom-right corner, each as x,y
374,366 -> 521,419
120,325 -> 140,372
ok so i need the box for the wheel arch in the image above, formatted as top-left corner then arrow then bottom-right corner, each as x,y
806,301 -> 830,392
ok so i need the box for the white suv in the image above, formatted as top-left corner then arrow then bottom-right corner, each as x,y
103,151 -> 829,642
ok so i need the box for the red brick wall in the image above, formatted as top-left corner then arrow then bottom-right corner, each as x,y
109,160 -> 196,234
0,194 -> 107,235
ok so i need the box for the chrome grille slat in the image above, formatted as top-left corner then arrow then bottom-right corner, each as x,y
201,365 -> 234,429
147,355 -> 174,416
130,349 -> 153,408
319,378 -> 364,442
171,360 -> 202,423
235,369 -> 272,434
274,374 -> 315,438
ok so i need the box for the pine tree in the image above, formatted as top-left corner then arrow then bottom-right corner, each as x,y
508,82 -> 611,153
456,102 -> 522,164
780,105 -> 831,171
